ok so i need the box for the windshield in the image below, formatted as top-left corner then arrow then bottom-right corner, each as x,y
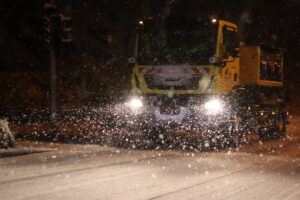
137,18 -> 218,65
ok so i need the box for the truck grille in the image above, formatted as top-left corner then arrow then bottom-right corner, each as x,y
160,106 -> 181,115
144,75 -> 202,90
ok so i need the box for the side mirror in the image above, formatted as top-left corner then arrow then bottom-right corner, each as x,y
209,55 -> 225,66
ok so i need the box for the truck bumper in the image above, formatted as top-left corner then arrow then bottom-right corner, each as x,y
109,103 -> 235,134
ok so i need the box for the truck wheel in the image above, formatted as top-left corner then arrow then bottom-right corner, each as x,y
259,113 -> 285,140
258,128 -> 268,140
228,134 -> 241,148
225,121 -> 242,148
273,112 -> 286,139
201,126 -> 235,150
201,127 -> 219,150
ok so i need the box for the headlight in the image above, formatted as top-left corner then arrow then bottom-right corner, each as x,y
126,97 -> 144,114
204,99 -> 223,114
128,97 -> 143,109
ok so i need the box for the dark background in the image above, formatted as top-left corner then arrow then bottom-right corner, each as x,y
0,0 -> 299,109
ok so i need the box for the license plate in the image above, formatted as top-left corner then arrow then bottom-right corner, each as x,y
160,107 -> 180,115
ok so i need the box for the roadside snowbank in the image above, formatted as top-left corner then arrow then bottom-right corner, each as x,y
0,119 -> 15,149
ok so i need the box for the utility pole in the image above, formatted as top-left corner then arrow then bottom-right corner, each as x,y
49,45 -> 57,138
42,0 -> 73,140
43,0 -> 57,139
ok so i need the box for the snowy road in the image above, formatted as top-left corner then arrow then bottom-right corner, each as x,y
1,117 -> 300,200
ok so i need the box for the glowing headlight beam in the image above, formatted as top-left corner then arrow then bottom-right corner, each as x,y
128,98 -> 143,109
204,99 -> 223,114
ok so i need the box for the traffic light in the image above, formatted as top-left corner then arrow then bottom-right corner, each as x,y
41,16 -> 51,44
44,0 -> 57,18
41,0 -> 73,50
59,14 -> 73,43
42,0 -> 57,45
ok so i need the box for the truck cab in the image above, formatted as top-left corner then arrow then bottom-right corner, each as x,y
130,17 -> 240,96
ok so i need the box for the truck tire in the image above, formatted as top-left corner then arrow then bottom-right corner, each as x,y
191,121 -> 241,150
201,122 -> 241,149
201,126 -> 219,150
258,112 -> 285,140
273,112 -> 286,138
223,121 -> 242,148
228,125 -> 242,147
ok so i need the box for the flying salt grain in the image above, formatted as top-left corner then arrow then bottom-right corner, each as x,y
259,153 -> 264,157
204,142 -> 210,148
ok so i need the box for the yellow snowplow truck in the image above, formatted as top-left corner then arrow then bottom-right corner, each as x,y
120,17 -> 287,148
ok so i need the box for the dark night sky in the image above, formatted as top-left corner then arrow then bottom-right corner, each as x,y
0,0 -> 299,90
0,1 -> 299,59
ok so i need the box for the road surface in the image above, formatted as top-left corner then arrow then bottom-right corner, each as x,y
0,117 -> 300,200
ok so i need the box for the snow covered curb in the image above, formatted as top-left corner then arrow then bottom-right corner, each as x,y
0,119 -> 15,149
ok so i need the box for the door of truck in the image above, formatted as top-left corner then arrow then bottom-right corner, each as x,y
216,20 -> 240,94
